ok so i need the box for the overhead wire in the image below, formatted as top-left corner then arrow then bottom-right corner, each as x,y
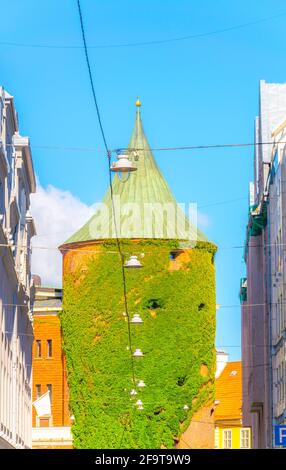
1,238 -> 286,254
76,0 -> 136,388
4,298 -> 286,310
5,140 -> 286,153
0,9 -> 285,49
6,329 -> 272,349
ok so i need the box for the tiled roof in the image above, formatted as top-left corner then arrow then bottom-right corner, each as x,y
63,105 -> 209,244
215,361 -> 242,421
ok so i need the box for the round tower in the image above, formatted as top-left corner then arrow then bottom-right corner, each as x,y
59,102 -> 217,449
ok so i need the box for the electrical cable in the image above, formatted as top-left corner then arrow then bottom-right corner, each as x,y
6,139 -> 286,153
76,0 -> 136,388
3,238 -> 286,253
4,297 -> 286,310
76,0 -> 108,153
119,426 -> 126,448
0,10 -> 285,50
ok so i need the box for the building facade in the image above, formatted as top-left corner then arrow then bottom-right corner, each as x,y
215,360 -> 251,449
242,80 -> 286,448
0,88 -> 36,448
59,101 -> 217,449
32,282 -> 73,448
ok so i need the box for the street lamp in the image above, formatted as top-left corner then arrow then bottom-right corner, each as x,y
124,255 -> 143,268
136,399 -> 144,410
131,314 -> 143,324
133,348 -> 144,358
110,150 -> 137,182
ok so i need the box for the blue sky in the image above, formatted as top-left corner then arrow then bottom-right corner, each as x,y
1,0 -> 286,360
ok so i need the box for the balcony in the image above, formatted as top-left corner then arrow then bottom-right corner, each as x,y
32,426 -> 73,448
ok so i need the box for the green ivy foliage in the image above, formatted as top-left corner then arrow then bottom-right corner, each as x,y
61,239 -> 217,448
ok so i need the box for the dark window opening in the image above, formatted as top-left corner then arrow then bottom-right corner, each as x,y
198,303 -> 206,311
145,298 -> 163,309
47,339 -> 52,358
177,375 -> 187,387
169,250 -> 183,260
36,384 -> 41,399
47,384 -> 52,402
36,340 -> 41,358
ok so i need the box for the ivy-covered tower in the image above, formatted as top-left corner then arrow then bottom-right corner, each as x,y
59,101 -> 217,449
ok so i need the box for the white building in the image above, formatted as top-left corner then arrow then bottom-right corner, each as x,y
242,81 -> 286,448
269,119 -> 286,432
0,87 -> 36,448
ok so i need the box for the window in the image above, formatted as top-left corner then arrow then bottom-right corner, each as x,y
229,370 -> 237,377
47,384 -> 52,402
47,339 -> 52,358
36,340 -> 41,358
223,429 -> 232,449
170,251 -> 180,260
36,384 -> 41,399
241,428 -> 250,449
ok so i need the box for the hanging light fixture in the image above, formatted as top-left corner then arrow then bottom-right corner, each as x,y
137,380 -> 146,388
131,314 -> 143,324
133,348 -> 144,358
130,389 -> 137,396
183,404 -> 189,411
124,255 -> 143,268
136,399 -> 144,410
110,150 -> 137,182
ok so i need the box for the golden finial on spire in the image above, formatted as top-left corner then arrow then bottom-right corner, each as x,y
136,97 -> 141,107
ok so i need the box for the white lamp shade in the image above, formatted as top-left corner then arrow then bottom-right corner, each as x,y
130,389 -> 137,396
131,314 -> 143,324
137,380 -> 146,388
110,154 -> 137,173
124,255 -> 143,268
133,348 -> 144,357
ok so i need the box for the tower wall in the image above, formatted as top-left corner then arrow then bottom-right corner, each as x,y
60,239 -> 216,448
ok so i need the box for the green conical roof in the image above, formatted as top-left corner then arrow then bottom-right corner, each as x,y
64,104 -> 208,245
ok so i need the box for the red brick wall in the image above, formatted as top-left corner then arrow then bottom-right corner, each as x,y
177,404 -> 215,449
32,314 -> 71,427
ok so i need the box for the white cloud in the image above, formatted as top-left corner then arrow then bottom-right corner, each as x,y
30,182 -> 95,287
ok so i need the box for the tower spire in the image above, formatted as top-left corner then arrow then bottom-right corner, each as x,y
63,101 -> 209,244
